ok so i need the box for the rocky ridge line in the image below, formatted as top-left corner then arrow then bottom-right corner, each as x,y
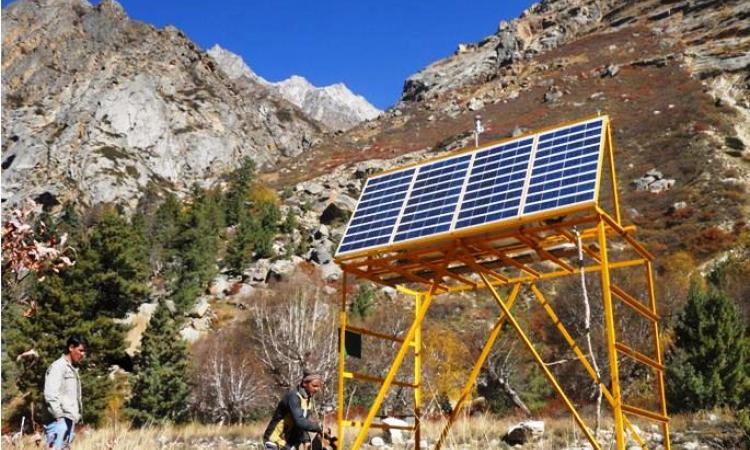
208,45 -> 382,131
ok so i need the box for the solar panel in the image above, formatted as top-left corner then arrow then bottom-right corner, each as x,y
522,119 -> 603,214
454,137 -> 534,230
337,167 -> 416,254
336,116 -> 607,257
393,154 -> 471,242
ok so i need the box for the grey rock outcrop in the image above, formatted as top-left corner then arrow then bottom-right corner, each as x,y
633,169 -> 676,194
1,0 -> 322,210
206,44 -> 268,85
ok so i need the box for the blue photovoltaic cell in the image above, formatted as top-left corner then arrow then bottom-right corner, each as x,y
336,117 -> 607,256
523,118 -> 604,214
337,168 -> 415,253
455,138 -> 534,230
393,154 -> 472,242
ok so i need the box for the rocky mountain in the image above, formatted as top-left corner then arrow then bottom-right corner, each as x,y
280,0 -> 749,260
208,45 -> 381,131
2,0 -> 748,261
1,0 -> 323,209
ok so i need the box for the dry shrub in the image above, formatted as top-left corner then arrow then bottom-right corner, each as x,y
691,226 -> 735,257
249,183 -> 280,205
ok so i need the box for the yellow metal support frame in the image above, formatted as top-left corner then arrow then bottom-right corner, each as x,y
335,115 -> 671,450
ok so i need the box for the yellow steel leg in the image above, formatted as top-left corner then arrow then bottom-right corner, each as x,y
530,285 -> 649,449
646,261 -> 672,450
338,272 -> 348,447
479,274 -> 602,450
597,219 -> 625,449
414,292 -> 422,450
350,285 -> 437,450
435,283 -> 522,450
606,120 -> 622,225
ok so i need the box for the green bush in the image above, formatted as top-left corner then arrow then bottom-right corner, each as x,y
666,282 -> 749,412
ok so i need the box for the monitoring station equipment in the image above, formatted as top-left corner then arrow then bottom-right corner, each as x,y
333,114 -> 671,450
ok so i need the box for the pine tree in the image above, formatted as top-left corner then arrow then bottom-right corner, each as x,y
666,282 -> 750,411
84,208 -> 150,317
127,302 -> 189,426
225,214 -> 261,273
2,208 -> 149,425
170,187 -> 221,310
225,157 -> 256,226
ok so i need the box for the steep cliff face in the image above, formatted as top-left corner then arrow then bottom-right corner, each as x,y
208,45 -> 381,131
1,0 -> 322,209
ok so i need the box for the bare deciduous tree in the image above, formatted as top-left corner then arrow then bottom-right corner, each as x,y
248,269 -> 338,402
192,327 -> 269,424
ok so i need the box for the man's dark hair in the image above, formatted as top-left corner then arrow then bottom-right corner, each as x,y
65,334 -> 87,353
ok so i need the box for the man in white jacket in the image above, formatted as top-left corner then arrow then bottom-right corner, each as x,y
44,334 -> 86,449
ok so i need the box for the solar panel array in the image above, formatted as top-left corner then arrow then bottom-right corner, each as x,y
336,117 -> 606,256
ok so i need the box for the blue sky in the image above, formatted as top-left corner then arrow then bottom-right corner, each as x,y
4,0 -> 536,109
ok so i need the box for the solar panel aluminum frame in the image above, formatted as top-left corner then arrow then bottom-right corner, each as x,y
335,115 -> 610,260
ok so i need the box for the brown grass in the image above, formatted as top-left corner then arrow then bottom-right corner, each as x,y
5,410 -> 744,449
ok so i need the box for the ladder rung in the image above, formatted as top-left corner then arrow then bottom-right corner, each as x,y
344,371 -> 418,389
622,404 -> 669,423
346,325 -> 407,344
343,420 -> 416,431
615,342 -> 664,371
611,285 -> 659,322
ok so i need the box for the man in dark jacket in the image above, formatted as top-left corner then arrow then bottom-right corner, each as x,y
264,373 -> 325,450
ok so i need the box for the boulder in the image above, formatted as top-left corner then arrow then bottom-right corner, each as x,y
672,201 -> 688,211
313,224 -> 330,240
354,160 -> 387,179
267,259 -> 296,281
502,420 -> 545,446
648,178 -> 675,193
244,259 -> 271,283
179,326 -> 201,343
320,194 -> 357,225
381,417 -> 409,444
208,275 -> 230,296
164,300 -> 177,314
139,302 -> 159,320
236,283 -> 255,297
320,262 -> 342,281
602,64 -> 620,77
311,244 -> 333,265
381,286 -> 398,300
190,296 -> 211,318
467,97 -> 484,111
370,436 -> 386,447
304,182 -> 325,195
191,316 -> 212,332
632,170 -> 675,193
544,86 -> 563,103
